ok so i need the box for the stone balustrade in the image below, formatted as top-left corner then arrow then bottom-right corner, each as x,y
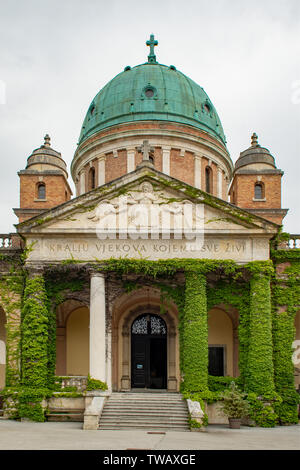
0,233 -> 22,250
277,234 -> 300,250
60,376 -> 88,392
287,235 -> 300,249
0,234 -> 12,249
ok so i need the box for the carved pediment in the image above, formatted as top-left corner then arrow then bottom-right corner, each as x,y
17,169 -> 278,263
19,178 -> 276,236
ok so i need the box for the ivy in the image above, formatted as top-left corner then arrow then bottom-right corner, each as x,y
0,274 -> 23,386
18,387 -> 50,422
271,258 -> 300,424
21,276 -> 49,388
1,254 -> 299,428
246,274 -> 275,397
247,392 -> 281,427
86,374 -> 108,391
181,272 -> 208,392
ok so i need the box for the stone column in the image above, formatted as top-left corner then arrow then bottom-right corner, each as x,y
217,168 -> 223,199
98,156 -> 106,186
89,272 -> 107,383
121,327 -> 130,390
127,147 -> 135,173
80,169 -> 85,195
247,273 -> 275,395
162,146 -> 170,175
194,155 -> 201,189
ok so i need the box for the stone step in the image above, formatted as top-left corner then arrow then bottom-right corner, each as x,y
104,405 -> 187,410
99,424 -> 190,431
105,399 -> 187,404
99,393 -> 190,432
101,413 -> 188,419
109,394 -> 182,399
105,406 -> 187,411
102,407 -> 186,416
100,420 -> 189,425
106,398 -> 186,402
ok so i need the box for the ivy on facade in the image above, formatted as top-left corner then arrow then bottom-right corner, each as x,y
0,254 -> 299,426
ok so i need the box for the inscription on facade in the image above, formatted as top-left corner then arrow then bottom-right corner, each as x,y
26,237 -> 270,262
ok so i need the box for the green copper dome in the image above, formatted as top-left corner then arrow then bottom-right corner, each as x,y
79,39 -> 226,146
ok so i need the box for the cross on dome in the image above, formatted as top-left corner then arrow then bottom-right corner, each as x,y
146,34 -> 158,63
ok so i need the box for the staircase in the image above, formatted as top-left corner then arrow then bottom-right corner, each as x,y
99,392 -> 190,431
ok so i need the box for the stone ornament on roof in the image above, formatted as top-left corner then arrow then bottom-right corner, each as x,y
44,134 -> 51,147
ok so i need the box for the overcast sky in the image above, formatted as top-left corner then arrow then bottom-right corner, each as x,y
0,0 -> 299,233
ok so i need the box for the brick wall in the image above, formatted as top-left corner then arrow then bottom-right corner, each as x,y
20,174 -> 71,209
105,150 -> 127,182
232,174 -> 282,209
170,150 -> 194,186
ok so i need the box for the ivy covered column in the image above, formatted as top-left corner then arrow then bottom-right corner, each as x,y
0,275 -> 23,388
272,260 -> 300,425
20,269 -> 49,421
182,271 -> 208,392
246,273 -> 275,396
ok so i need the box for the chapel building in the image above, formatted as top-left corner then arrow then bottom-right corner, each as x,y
0,36 -> 299,428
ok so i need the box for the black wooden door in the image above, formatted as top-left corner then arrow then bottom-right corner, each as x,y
131,336 -> 149,387
131,314 -> 167,389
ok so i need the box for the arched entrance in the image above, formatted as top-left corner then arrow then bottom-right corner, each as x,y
131,314 -> 167,389
55,299 -> 90,376
112,287 -> 179,392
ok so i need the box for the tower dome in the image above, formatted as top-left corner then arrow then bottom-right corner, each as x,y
78,62 -> 226,147
72,35 -> 233,199
26,134 -> 68,179
234,132 -> 276,171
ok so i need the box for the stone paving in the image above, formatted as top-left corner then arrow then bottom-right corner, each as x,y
0,420 -> 299,450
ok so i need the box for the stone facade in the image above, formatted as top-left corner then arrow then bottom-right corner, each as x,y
0,40 -> 299,430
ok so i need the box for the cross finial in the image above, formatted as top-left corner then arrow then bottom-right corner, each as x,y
44,134 -> 51,147
137,140 -> 154,161
251,132 -> 259,147
146,34 -> 158,64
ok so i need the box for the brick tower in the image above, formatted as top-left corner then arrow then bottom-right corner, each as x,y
14,135 -> 72,223
229,133 -> 288,225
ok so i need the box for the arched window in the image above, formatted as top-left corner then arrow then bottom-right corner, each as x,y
149,155 -> 154,165
205,166 -> 212,194
88,167 -> 96,191
254,182 -> 264,199
37,183 -> 46,199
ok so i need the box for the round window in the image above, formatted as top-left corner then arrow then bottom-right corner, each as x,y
145,87 -> 154,98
